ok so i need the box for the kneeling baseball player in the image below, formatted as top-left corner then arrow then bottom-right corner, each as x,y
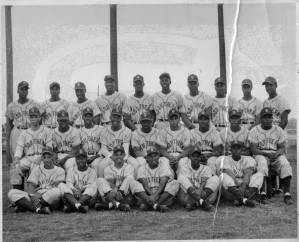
8,147 -> 65,214
59,149 -> 97,213
137,146 -> 179,212
177,146 -> 220,211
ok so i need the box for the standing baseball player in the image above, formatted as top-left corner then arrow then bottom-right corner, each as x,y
152,72 -> 184,130
238,79 -> 262,130
67,82 -> 101,128
262,76 -> 291,129
79,107 -> 104,176
180,74 -> 214,130
6,81 -> 42,159
248,107 -> 293,205
220,141 -> 262,207
8,146 -> 65,214
156,109 -> 191,175
10,107 -> 52,190
137,146 -> 179,212
189,110 -> 223,176
51,110 -> 81,171
177,146 -> 220,211
95,75 -> 127,126
41,82 -> 70,129
211,77 -> 240,131
95,145 -> 149,212
123,74 -> 154,131
59,149 -> 97,213
97,108 -> 138,177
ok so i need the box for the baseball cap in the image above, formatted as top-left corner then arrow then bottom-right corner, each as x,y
76,149 -> 87,158
189,146 -> 201,155
262,76 -> 277,86
168,109 -> 180,118
198,109 -> 210,119
18,81 -> 29,89
83,107 -> 93,116
214,77 -> 226,85
159,72 -> 170,80
57,110 -> 69,119
140,111 -> 152,121
242,79 -> 252,87
187,74 -> 198,82
229,109 -> 242,118
146,146 -> 160,155
29,107 -> 40,116
113,145 -> 125,154
111,108 -> 122,117
50,82 -> 60,89
260,107 -> 272,117
42,146 -> 53,156
230,140 -> 243,148
104,75 -> 116,82
133,74 -> 144,83
75,82 -> 86,90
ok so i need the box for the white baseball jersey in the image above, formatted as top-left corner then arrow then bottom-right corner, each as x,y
66,166 -> 97,192
190,126 -> 222,154
80,125 -> 103,156
67,100 -> 101,127
211,96 -> 239,126
41,99 -> 70,128
15,126 -> 52,158
178,159 -> 213,189
52,126 -> 81,153
222,155 -> 256,178
152,90 -> 183,120
238,97 -> 262,124
137,158 -> 174,190
95,92 -> 127,123
122,93 -> 153,124
104,162 -> 134,188
262,95 -> 291,126
27,165 -> 65,190
181,92 -> 214,123
248,124 -> 286,153
156,126 -> 191,154
6,99 -> 42,128
131,128 -> 160,157
220,126 -> 249,154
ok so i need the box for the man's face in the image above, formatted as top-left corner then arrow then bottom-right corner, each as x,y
43,153 -> 53,167
29,114 -> 40,126
231,145 -> 242,160
140,119 -> 152,132
83,113 -> 93,125
160,77 -> 171,90
264,82 -> 276,95
188,80 -> 199,91
190,152 -> 201,169
169,115 -> 180,128
198,115 -> 210,129
57,118 -> 69,129
229,115 -> 241,127
105,80 -> 115,92
133,80 -> 144,92
50,86 -> 60,98
261,114 -> 273,128
146,152 -> 160,168
215,82 -> 226,96
18,86 -> 29,99
75,88 -> 86,100
110,114 -> 122,127
242,84 -> 252,96
76,155 -> 87,170
112,151 -> 125,166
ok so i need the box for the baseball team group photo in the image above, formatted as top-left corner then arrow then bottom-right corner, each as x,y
2,2 -> 297,241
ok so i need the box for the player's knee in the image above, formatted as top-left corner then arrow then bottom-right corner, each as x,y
206,176 -> 220,192
165,180 -> 180,196
221,173 -> 235,189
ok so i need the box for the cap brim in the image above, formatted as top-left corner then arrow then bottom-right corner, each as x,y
42,151 -> 52,155
141,118 -> 152,121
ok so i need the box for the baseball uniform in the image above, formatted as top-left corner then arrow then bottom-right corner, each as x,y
238,97 -> 262,129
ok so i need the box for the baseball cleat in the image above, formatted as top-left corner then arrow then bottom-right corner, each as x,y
63,204 -> 73,213
260,193 -> 269,204
139,203 -> 149,211
78,205 -> 89,213
201,200 -> 213,211
14,206 -> 26,213
119,203 -> 131,212
39,206 -> 51,215
157,204 -> 170,213
244,199 -> 255,207
94,202 -> 110,211
185,203 -> 197,211
284,195 -> 293,205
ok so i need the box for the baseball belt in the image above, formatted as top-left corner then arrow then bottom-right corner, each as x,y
158,118 -> 169,122
87,152 -> 97,156
214,124 -> 227,127
101,121 -> 111,125
16,126 -> 28,129
57,151 -> 68,154
27,153 -> 42,156
47,125 -> 57,129
241,121 -> 254,124
75,125 -> 84,129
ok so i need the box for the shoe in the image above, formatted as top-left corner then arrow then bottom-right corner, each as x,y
260,193 -> 269,204
139,203 -> 149,211
39,206 -> 51,215
275,189 -> 283,195
185,203 -> 197,211
244,199 -> 255,207
233,200 -> 242,207
78,205 -> 89,213
63,204 -> 73,213
95,202 -> 110,211
157,204 -> 169,213
14,206 -> 26,213
284,195 -> 293,205
201,200 -> 213,211
119,203 -> 131,212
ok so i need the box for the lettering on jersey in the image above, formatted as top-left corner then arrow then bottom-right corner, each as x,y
258,138 -> 278,149
40,178 -> 54,188
81,136 -> 99,144
107,139 -> 124,151
130,103 -> 150,116
146,176 -> 160,186
15,110 -> 29,119
24,139 -> 45,149
56,140 -> 73,150
167,139 -> 184,151
102,104 -> 110,112
137,141 -> 157,151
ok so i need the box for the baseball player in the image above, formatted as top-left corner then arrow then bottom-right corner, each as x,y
95,145 -> 149,212
97,108 -> 138,177
95,75 -> 127,126
6,81 -> 42,159
188,110 -> 223,176
79,107 -> 104,176
177,146 -> 220,211
248,107 -> 293,205
152,72 -> 184,130
123,74 -> 154,131
67,82 -> 101,128
211,77 -> 240,131
137,146 -> 179,212
41,82 -> 69,129
8,146 -> 65,214
262,76 -> 291,129
238,79 -> 262,130
59,149 -> 97,213
220,141 -> 262,207
51,110 -> 81,171
10,107 -> 52,190
180,74 -> 214,130
156,109 -> 191,174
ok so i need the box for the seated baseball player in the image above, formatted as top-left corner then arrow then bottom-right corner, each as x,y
220,141 -> 263,207
157,109 -> 191,175
79,107 -> 104,176
52,110 -> 81,171
177,146 -> 220,211
8,146 -> 65,214
10,107 -> 52,190
59,149 -> 97,213
248,107 -> 293,205
95,145 -> 149,212
137,146 -> 179,212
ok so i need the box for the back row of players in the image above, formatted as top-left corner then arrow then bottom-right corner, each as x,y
6,73 -> 293,213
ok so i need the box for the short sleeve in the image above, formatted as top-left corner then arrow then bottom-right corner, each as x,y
87,169 -> 97,184
6,103 -> 14,120
104,166 -> 114,180
156,130 -> 167,148
248,128 -> 258,144
66,168 -> 75,184
56,168 -> 66,183
15,131 -> 26,158
137,165 -> 146,179
92,102 -> 101,116
212,129 -> 222,146
244,156 -> 256,169
278,127 -> 287,144
72,128 -> 81,147
202,166 -> 213,178
159,162 -> 173,178
27,166 -> 40,185
131,131 -> 139,148
182,128 -> 191,148
222,157 -> 232,171
124,164 -> 134,178
123,128 -> 132,143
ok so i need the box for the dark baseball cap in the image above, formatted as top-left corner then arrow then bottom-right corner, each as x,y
230,140 -> 243,148
140,111 -> 152,121
198,110 -> 210,119
50,82 -> 60,89
189,146 -> 201,155
187,74 -> 198,82
229,109 -> 242,118
260,107 -> 272,117
146,146 -> 160,155
214,77 -> 226,85
29,107 -> 40,116
18,81 -> 29,89
75,82 -> 86,90
111,108 -> 122,117
159,72 -> 170,80
113,145 -> 125,154
104,75 -> 116,82
242,79 -> 252,87
262,76 -> 277,86
57,110 -> 69,119
133,74 -> 144,83
168,109 -> 180,118
83,107 -> 93,116
76,149 -> 87,158
42,146 -> 53,155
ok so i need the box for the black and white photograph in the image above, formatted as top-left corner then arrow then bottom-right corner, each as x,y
1,0 -> 297,241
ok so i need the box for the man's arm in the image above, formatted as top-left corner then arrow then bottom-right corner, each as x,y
123,113 -> 136,131
279,110 -> 290,130
240,167 -> 254,194
138,178 -> 153,195
181,113 -> 195,130
151,176 -> 169,197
